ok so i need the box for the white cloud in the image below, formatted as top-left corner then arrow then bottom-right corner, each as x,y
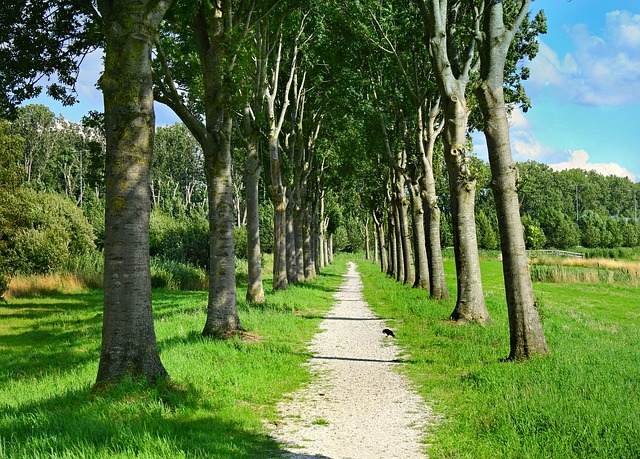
528,10 -> 640,106
549,149 -> 638,181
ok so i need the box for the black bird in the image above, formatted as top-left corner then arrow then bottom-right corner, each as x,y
382,328 -> 396,338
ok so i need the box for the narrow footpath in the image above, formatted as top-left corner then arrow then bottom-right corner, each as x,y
271,261 -> 434,459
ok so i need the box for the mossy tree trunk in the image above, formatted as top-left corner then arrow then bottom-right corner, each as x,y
97,0 -> 171,384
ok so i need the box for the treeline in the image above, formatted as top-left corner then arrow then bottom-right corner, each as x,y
3,0 -> 638,382
471,160 -> 640,250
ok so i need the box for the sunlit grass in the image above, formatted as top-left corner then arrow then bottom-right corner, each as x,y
359,259 -> 640,459
0,255 -> 348,458
530,256 -> 640,285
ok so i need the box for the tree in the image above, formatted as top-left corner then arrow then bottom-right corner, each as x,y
153,123 -> 206,210
476,0 -> 548,359
418,0 -> 490,323
96,0 -> 172,383
154,0 -> 246,336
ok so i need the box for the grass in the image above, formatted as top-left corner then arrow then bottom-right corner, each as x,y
530,256 -> 640,286
358,258 -> 640,459
0,254 -> 348,458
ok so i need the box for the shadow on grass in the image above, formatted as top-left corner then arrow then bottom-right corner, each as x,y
0,292 -> 104,384
0,382 -> 287,458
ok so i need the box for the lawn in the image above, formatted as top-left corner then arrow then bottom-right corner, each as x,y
2,254 -> 638,458
0,256 -> 348,458
359,258 -> 640,459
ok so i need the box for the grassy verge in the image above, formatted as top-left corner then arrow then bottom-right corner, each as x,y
358,259 -> 640,459
0,255 -> 348,458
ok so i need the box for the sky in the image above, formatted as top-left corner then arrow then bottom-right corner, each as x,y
27,0 -> 640,182
473,0 -> 640,182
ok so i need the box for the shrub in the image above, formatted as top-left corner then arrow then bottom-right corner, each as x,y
150,258 -> 207,290
0,189 -> 95,276
234,225 -> 248,259
150,208 -> 209,268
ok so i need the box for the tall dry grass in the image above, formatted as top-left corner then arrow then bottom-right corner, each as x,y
530,256 -> 640,285
6,273 -> 101,298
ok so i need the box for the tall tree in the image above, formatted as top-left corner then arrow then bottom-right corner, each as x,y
97,0 -> 172,383
418,0 -> 491,323
154,0 -> 245,336
475,0 -> 548,359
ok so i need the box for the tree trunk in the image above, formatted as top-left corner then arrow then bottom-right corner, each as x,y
393,197 -> 404,283
285,188 -> 297,283
365,215 -> 371,260
202,114 -> 240,336
303,204 -> 316,279
443,93 -> 490,323
271,135 -> 288,290
97,0 -> 170,384
477,0 -> 548,358
409,179 -> 429,289
242,104 -> 265,303
387,206 -> 396,277
418,103 -> 449,300
420,0 -> 487,320
397,181 -> 415,286
373,211 -> 388,273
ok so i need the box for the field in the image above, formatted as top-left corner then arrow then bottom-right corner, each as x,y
0,257 -> 347,458
1,254 -> 639,458
359,258 -> 640,458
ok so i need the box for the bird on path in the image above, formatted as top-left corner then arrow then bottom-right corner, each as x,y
382,328 -> 396,338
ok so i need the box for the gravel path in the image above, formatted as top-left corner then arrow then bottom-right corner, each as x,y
271,261 -> 434,459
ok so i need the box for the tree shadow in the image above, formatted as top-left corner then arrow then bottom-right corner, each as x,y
1,382 -> 293,458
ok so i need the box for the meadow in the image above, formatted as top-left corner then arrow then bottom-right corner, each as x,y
0,256 -> 347,458
1,253 -> 639,458
359,258 -> 640,459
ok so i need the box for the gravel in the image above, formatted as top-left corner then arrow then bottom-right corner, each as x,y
271,261 -> 435,459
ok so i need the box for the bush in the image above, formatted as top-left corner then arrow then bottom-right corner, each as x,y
0,189 -> 96,276
150,258 -> 207,290
150,208 -> 209,268
234,225 -> 248,259
521,215 -> 546,249
259,201 -> 274,253
475,210 -> 499,250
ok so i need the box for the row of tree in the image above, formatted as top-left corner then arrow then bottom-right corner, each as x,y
3,0 -> 636,386
6,104 -> 639,258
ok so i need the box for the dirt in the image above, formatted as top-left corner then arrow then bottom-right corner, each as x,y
270,261 -> 436,458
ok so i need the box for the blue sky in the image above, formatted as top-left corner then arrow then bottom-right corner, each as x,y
28,0 -> 640,182
474,0 -> 640,182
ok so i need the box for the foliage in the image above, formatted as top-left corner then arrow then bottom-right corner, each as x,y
150,257 -> 207,290
475,210 -> 499,250
234,226 -> 248,260
521,214 -> 546,249
0,1 -> 100,118
258,201 -> 275,254
149,208 -> 209,268
0,189 -> 95,276
538,208 -> 580,249
333,214 -> 365,253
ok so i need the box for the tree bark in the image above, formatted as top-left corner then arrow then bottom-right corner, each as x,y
193,3 -> 240,336
409,179 -> 430,289
418,103 -> 449,300
477,0 -> 548,358
242,104 -> 265,303
443,92 -> 490,323
97,0 -> 170,384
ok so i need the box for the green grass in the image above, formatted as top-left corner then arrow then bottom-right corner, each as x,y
0,255 -> 348,458
358,259 -> 640,459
